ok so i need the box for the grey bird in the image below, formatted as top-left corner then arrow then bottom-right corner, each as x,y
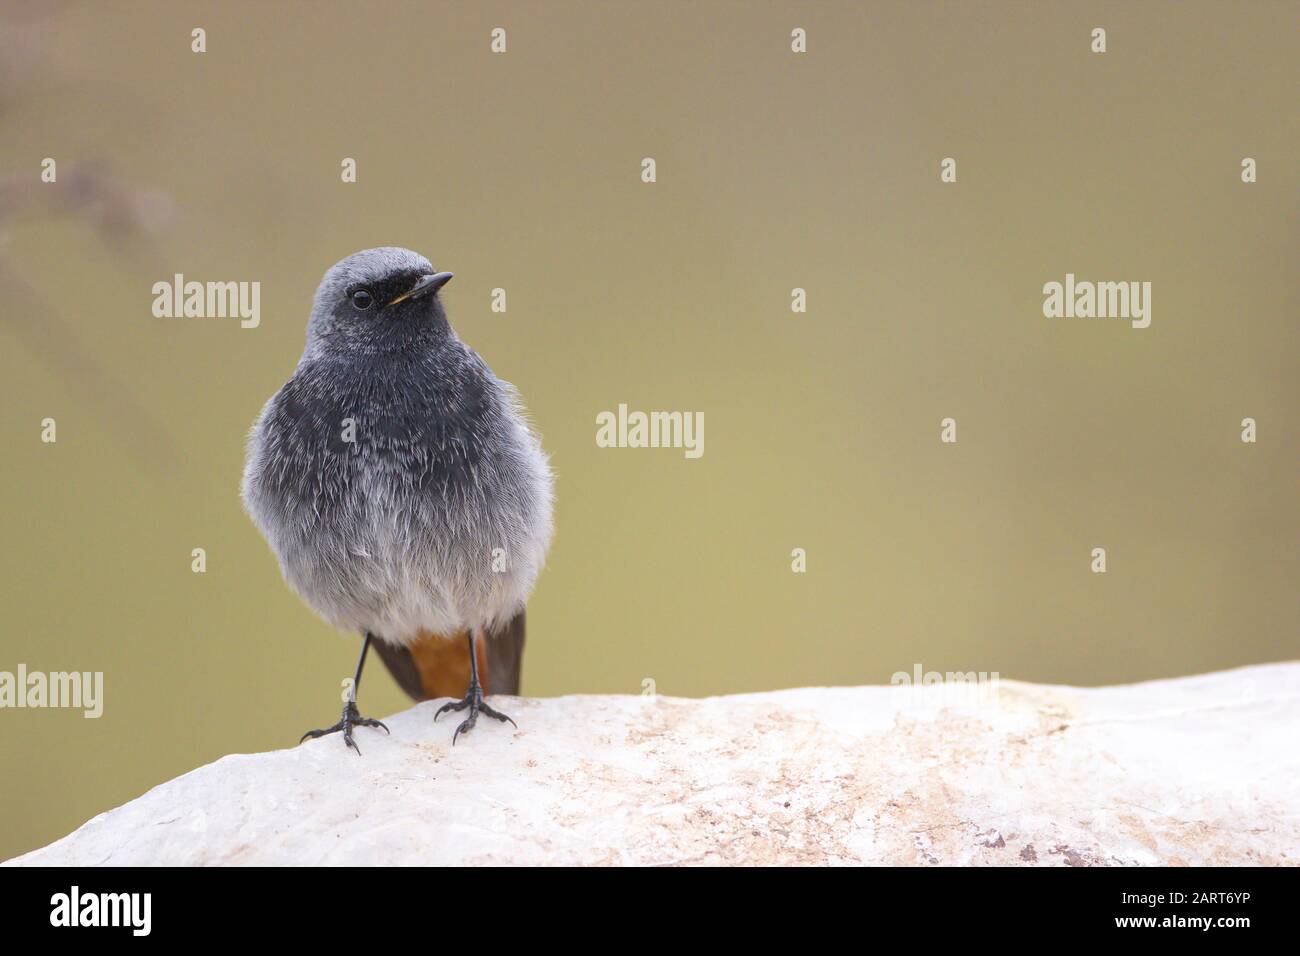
241,248 -> 554,750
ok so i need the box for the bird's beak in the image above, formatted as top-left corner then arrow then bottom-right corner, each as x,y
388,271 -> 453,306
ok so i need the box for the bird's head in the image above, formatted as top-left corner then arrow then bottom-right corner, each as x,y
305,247 -> 454,357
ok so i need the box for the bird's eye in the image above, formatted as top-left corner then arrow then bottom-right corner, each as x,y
350,289 -> 374,311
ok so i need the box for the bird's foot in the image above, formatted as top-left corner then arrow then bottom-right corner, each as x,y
299,700 -> 389,755
434,680 -> 516,745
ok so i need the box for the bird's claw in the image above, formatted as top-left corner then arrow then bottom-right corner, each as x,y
435,681 -> 516,744
299,700 -> 389,755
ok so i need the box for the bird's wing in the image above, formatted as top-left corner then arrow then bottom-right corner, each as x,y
371,610 -> 526,701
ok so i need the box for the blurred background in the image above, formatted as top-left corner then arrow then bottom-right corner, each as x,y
1,1 -> 1295,860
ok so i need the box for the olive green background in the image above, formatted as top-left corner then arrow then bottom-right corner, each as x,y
1,1 -> 1295,861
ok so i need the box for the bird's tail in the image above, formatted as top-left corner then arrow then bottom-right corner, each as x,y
371,611 -> 526,701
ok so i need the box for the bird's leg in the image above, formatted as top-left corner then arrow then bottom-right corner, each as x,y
299,631 -> 390,755
434,629 -> 517,744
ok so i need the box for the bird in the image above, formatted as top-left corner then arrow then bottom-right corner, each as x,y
241,247 -> 553,751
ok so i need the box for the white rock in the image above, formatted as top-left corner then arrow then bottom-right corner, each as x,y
7,664 -> 1298,866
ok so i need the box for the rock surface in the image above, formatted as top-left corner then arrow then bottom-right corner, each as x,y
7,664 -> 1298,866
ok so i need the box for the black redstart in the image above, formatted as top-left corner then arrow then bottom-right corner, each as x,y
241,247 -> 553,751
